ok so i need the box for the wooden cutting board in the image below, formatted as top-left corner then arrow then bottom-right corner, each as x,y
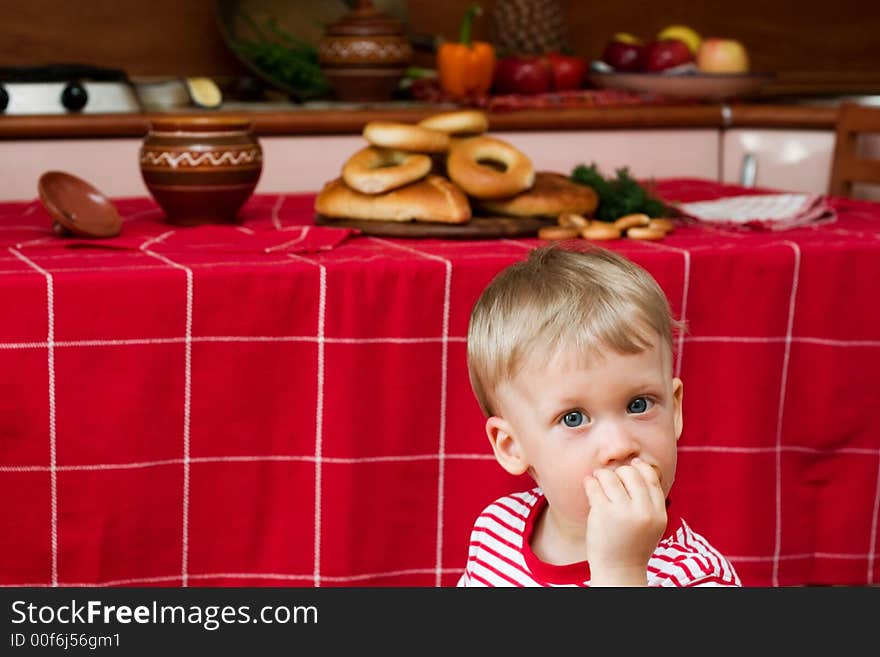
314,214 -> 554,239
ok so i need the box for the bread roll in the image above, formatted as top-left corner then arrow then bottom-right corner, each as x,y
476,171 -> 598,218
315,175 -> 471,224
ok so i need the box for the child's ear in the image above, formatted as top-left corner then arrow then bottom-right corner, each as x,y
672,377 -> 684,440
485,416 -> 529,476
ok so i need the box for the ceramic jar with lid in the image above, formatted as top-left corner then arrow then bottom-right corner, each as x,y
139,116 -> 262,226
318,0 -> 413,103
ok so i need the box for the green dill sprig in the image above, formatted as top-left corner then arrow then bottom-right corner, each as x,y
570,163 -> 668,222
232,14 -> 329,101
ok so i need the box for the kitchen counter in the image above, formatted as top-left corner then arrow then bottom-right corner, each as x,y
0,103 -> 840,139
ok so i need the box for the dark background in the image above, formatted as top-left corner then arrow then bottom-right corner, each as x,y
1,0 -> 878,96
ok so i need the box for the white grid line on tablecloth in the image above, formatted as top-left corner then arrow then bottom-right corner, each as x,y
870,454 -> 880,584
0,251 -> 336,264
636,240 -> 693,379
4,444 -> 875,474
726,552 -> 876,562
285,251 -> 327,587
0,202 -> 39,218
0,336 -> 466,349
8,247 -> 58,587
270,194 -> 286,230
141,234 -> 194,588
816,226 -> 880,241
139,230 -> 175,252
772,241 -> 801,587
14,237 -> 55,249
500,238 -> 531,250
678,445 -> 880,455
0,261 -> 324,276
7,567 -> 468,588
684,336 -> 880,347
0,453 -> 499,473
369,237 -> 452,587
2,334 -> 878,352
120,208 -> 165,225
868,459 -> 880,584
266,226 -> 311,253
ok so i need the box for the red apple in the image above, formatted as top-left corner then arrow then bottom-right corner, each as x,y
600,39 -> 645,72
545,52 -> 587,91
641,39 -> 694,72
492,56 -> 553,95
696,38 -> 750,73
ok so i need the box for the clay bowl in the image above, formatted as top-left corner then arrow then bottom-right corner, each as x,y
37,171 -> 122,238
140,116 -> 263,226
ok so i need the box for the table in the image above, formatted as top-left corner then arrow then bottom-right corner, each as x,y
2,179 -> 878,587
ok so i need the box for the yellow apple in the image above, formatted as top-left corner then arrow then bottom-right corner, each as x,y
696,38 -> 750,73
657,24 -> 702,55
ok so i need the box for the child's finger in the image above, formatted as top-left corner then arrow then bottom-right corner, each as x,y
583,474 -> 608,505
592,468 -> 629,502
615,464 -> 652,507
632,458 -> 667,509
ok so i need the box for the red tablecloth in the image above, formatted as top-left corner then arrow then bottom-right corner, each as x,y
2,179 -> 879,587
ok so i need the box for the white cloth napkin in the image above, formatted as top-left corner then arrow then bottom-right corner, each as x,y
676,193 -> 836,231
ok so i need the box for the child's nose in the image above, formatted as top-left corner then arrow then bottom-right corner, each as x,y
595,421 -> 640,465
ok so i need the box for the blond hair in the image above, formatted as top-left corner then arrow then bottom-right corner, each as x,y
467,244 -> 684,417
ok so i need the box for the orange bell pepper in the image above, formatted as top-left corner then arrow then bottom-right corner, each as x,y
437,4 -> 496,98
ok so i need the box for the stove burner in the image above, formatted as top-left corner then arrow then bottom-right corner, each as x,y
0,63 -> 140,115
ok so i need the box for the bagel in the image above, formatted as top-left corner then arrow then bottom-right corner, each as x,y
418,110 -> 489,136
427,136 -> 478,178
342,146 -> 431,194
363,121 -> 450,153
477,171 -> 598,218
315,174 -> 471,224
649,218 -> 676,233
538,225 -> 580,241
558,212 -> 590,230
613,213 -> 651,231
447,136 -> 534,199
626,225 -> 667,241
580,222 -> 622,241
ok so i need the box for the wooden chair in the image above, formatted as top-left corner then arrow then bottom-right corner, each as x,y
828,102 -> 880,197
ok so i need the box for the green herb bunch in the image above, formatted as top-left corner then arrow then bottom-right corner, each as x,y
232,15 -> 330,101
570,163 -> 668,222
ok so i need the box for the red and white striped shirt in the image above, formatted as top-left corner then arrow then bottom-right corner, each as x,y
457,487 -> 741,587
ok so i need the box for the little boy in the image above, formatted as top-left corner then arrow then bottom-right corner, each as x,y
459,244 -> 741,587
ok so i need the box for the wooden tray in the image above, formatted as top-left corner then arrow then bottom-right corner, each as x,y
315,214 -> 553,239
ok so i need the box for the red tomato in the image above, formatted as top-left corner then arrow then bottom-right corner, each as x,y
545,52 -> 588,91
492,56 -> 553,95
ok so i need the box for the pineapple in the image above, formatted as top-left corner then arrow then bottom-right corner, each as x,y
489,0 -> 571,56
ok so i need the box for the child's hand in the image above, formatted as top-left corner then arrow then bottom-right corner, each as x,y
583,457 -> 667,586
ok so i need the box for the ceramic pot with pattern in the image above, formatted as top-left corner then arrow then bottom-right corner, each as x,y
140,116 -> 262,226
318,0 -> 413,102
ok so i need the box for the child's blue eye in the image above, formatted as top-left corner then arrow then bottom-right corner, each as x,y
562,411 -> 586,428
627,397 -> 651,414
